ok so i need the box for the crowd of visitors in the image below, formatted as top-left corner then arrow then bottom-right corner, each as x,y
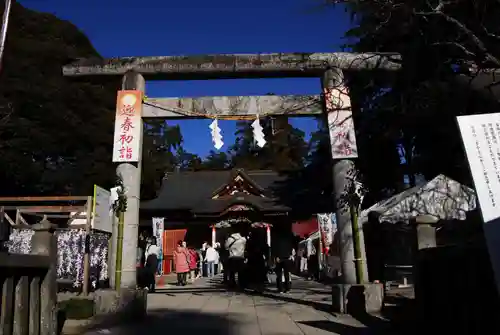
136,226 -> 326,294
218,227 -> 295,293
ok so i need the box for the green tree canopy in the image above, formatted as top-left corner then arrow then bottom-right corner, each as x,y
229,117 -> 308,171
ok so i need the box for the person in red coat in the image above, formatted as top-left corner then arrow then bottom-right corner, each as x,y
173,240 -> 190,286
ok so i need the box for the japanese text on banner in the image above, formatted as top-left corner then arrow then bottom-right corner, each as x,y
112,91 -> 142,162
324,86 -> 358,159
457,113 -> 500,223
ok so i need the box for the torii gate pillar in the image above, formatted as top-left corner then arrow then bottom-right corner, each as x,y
116,71 -> 145,288
323,68 -> 369,285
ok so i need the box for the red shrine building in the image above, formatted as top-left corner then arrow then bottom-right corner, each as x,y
141,169 -> 317,274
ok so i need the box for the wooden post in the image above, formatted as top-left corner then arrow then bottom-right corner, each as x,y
0,206 -> 8,251
31,217 -> 57,335
115,211 -> 124,290
13,275 -> 29,335
1,276 -> 14,335
82,196 -> 92,295
29,276 -> 41,335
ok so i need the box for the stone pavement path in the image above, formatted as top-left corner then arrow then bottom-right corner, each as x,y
84,274 -> 393,335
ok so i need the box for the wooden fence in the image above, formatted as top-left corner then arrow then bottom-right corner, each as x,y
0,218 -> 58,335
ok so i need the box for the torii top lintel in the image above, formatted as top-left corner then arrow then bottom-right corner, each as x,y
62,52 -> 401,79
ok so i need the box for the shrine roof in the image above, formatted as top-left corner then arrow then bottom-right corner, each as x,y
193,192 -> 290,214
140,169 -> 290,213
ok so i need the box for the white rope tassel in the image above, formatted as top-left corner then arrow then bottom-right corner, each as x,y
209,119 -> 224,150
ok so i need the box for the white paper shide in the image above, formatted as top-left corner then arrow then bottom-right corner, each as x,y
251,116 -> 266,148
210,119 -> 224,150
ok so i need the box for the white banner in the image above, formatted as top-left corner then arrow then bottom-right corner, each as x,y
112,91 -> 143,162
152,217 -> 164,275
324,86 -> 358,159
317,213 -> 336,249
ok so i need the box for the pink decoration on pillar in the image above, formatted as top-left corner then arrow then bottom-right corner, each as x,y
266,224 -> 271,247
212,225 -> 216,246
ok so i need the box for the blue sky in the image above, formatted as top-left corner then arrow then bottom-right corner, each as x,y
19,0 -> 352,157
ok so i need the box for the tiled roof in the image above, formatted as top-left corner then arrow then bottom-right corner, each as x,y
141,169 -> 289,213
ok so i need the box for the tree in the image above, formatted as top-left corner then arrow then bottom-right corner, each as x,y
338,0 -> 500,70
175,147 -> 203,171
141,120 -> 183,199
0,3 -> 121,196
324,0 -> 500,204
200,150 -> 231,170
229,120 -> 262,169
228,117 -> 308,171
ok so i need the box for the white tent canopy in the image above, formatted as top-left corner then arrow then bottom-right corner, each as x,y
359,174 -> 477,225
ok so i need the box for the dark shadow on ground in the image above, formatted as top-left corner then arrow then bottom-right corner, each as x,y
299,320 -> 374,335
342,283 -> 411,335
154,288 -> 230,295
158,276 -> 411,334
84,309 -> 238,335
249,289 -> 333,314
380,294 -> 417,334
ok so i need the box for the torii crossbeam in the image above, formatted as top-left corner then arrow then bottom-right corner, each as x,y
63,52 -> 400,79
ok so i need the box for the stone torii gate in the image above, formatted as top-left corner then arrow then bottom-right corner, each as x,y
62,52 -> 400,294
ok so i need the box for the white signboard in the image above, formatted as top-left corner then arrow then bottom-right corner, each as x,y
457,113 -> 500,223
112,90 -> 143,162
457,113 -> 500,296
92,185 -> 112,233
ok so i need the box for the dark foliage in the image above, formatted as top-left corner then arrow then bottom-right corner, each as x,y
0,3 -> 120,196
321,0 -> 500,206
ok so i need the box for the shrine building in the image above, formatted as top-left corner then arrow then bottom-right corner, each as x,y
140,168 -> 310,273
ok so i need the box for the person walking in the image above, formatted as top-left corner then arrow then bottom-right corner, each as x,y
246,230 -> 269,292
298,244 -> 308,275
173,240 -> 190,286
225,230 -> 247,289
307,239 -> 317,280
272,232 -> 293,294
144,237 -> 160,292
201,242 -> 208,276
204,243 -> 217,278
196,248 -> 203,279
188,247 -> 198,282
214,245 -> 220,275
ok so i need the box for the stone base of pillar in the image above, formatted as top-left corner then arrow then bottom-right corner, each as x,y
331,283 -> 384,314
93,288 -> 148,323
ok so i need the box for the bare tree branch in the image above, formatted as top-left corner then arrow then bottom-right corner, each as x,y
414,6 -> 500,67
